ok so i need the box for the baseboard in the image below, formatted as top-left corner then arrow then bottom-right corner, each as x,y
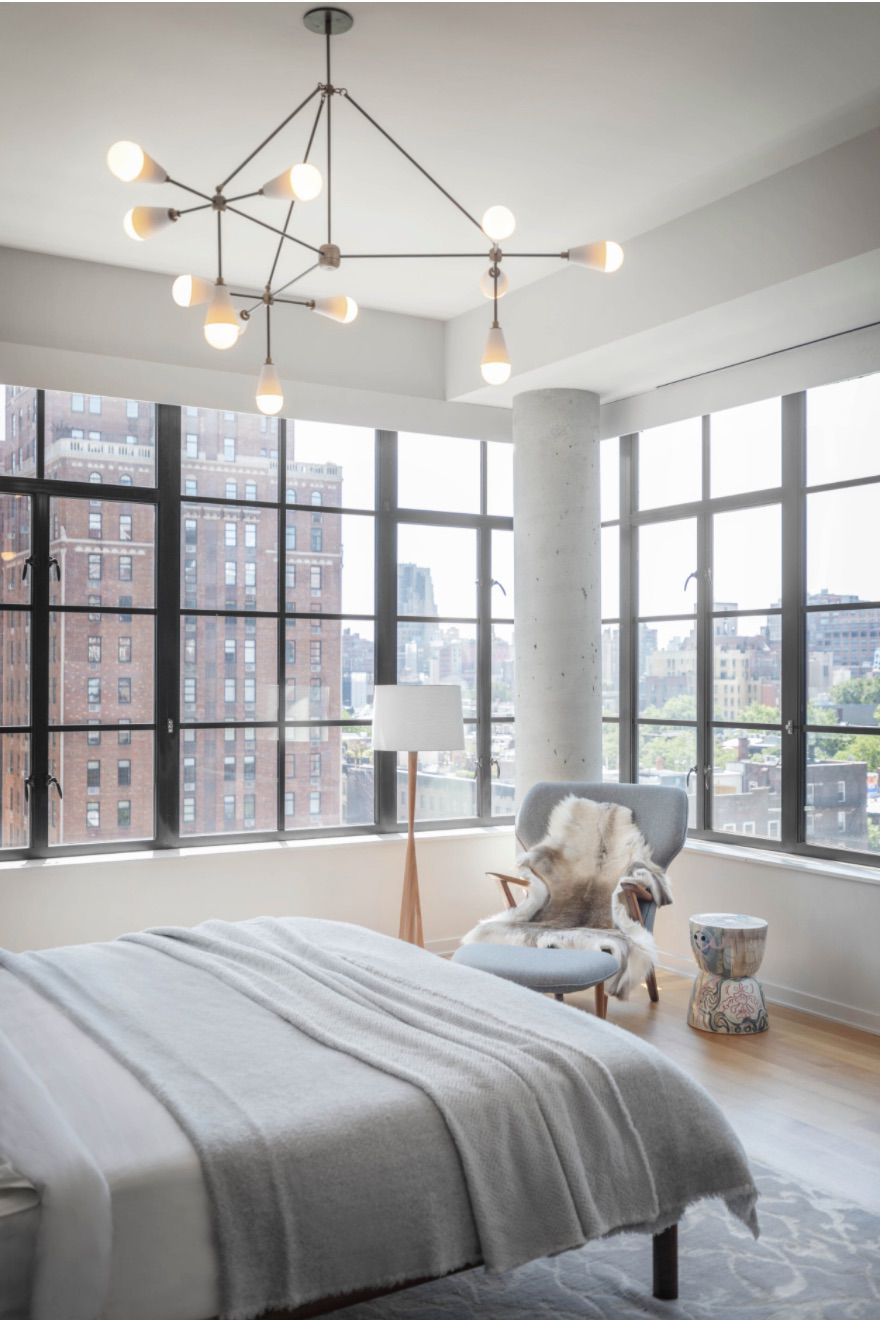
426,935 -> 461,958
655,950 -> 880,1037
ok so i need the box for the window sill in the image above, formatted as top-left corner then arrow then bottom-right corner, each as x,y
682,837 -> 880,888
0,824 -> 515,873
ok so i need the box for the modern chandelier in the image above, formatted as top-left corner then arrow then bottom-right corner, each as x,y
107,6 -> 624,416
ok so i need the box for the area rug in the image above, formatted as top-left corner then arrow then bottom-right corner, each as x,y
328,1163 -> 880,1318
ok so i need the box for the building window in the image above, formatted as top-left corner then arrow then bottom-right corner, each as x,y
89,511 -> 102,538
71,393 -> 84,412
119,555 -> 132,581
88,396 -> 102,415
118,636 -> 131,663
245,522 -> 257,549
310,565 -> 322,596
118,678 -> 131,704
225,480 -> 237,499
223,437 -> 236,462
225,522 -> 236,547
224,678 -> 236,704
86,802 -> 101,830
117,801 -> 132,828
88,553 -> 102,581
311,528 -> 323,552
119,514 -> 132,542
185,433 -> 198,458
183,797 -> 195,824
88,635 -> 102,664
87,677 -> 101,708
117,759 -> 131,787
223,795 -> 236,823
87,760 -> 101,789
126,399 -> 139,419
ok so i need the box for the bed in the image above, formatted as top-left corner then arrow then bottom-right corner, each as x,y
0,917 -> 758,1320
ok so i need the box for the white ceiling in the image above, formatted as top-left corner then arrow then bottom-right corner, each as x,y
1,2 -> 880,319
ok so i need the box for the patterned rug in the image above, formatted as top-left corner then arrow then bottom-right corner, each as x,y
329,1163 -> 880,1318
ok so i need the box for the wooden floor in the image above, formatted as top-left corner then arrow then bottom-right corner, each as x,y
565,970 -> 880,1213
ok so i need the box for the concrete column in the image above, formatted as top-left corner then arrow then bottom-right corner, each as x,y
513,388 -> 601,803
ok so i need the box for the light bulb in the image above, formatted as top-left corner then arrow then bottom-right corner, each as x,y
566,240 -> 624,273
123,206 -> 177,241
203,282 -> 240,351
171,274 -> 214,308
261,162 -> 323,201
312,295 -> 358,324
479,268 -> 510,300
481,323 -> 511,386
481,205 -> 516,242
107,140 -> 167,184
256,361 -> 284,415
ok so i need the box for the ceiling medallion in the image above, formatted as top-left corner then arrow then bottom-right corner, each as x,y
107,6 -> 624,414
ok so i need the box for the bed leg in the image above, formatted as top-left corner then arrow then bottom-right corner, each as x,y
652,1223 -> 678,1300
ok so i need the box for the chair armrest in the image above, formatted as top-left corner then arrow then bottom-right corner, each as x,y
487,871 -> 529,910
620,880 -> 654,903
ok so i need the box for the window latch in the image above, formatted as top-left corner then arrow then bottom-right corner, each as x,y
21,555 -> 34,582
46,774 -> 63,800
686,764 -> 698,788
683,570 -> 698,593
490,579 -> 507,597
23,773 -> 35,802
784,720 -> 794,735
47,556 -> 61,581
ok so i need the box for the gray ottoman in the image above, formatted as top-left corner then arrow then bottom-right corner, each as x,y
452,944 -> 620,1019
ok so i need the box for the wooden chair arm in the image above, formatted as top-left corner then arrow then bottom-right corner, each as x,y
487,871 -> 530,910
620,880 -> 654,903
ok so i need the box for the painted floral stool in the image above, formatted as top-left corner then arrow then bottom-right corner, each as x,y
687,912 -> 769,1034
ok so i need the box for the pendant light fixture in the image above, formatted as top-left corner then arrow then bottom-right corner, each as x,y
107,6 -> 624,408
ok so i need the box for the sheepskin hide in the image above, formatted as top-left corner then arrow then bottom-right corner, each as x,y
462,796 -> 672,999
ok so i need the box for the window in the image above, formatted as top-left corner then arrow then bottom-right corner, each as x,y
185,434 -> 198,458
87,677 -> 101,707
126,400 -> 139,419
310,565 -> 322,596
117,801 -> 131,828
86,802 -> 100,829
87,760 -> 100,789
225,522 -> 236,547
88,635 -> 101,664
71,394 -> 84,413
118,759 -> 131,787
609,370 -> 880,863
88,553 -> 102,581
118,636 -> 131,663
311,528 -> 322,552
89,511 -> 102,538
119,514 -> 132,542
88,396 -> 101,415
118,678 -> 131,705
245,523 -> 257,549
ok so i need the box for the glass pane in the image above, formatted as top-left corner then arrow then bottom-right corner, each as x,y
283,725 -> 373,829
710,399 -> 781,498
712,727 -> 782,841
0,493 -> 31,606
0,733 -> 29,847
341,621 -> 375,718
0,612 -> 29,725
713,504 -> 781,612
713,615 -> 782,723
637,724 -> 697,826
1,386 -> 37,478
51,498 -> 155,609
638,518 -> 697,617
179,726 -> 277,836
807,612 -> 880,725
491,623 -> 514,717
180,406 -> 278,502
397,725 -> 478,823
602,721 -> 620,783
639,619 -> 697,719
45,391 -> 156,487
48,730 -> 154,845
487,441 -> 513,516
286,619 -> 373,721
50,612 -> 154,725
286,419 -> 374,509
398,433 -> 480,513
181,502 -> 276,612
285,511 -> 374,615
491,530 -> 514,616
806,732 -> 879,856
807,486 -> 879,604
397,622 -> 477,717
601,624 -> 619,716
601,438 -> 620,521
181,616 -> 277,723
807,374 -> 880,487
602,525 -> 619,619
491,722 -> 515,816
398,525 -> 476,618
638,418 -> 701,510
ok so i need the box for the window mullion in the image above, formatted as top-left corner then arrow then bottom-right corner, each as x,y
477,507 -> 492,821
696,415 -> 712,832
155,402 -> 181,848
780,391 -> 806,848
618,434 -> 636,783
375,431 -> 397,831
277,418 -> 287,835
29,490 -> 50,857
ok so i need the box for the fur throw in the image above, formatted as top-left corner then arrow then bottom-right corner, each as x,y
462,796 -> 673,999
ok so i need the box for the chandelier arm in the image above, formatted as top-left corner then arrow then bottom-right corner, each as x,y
176,202 -> 214,217
325,25 -> 332,245
344,252 -> 493,259
272,261 -> 322,298
266,302 -> 272,362
225,190 -> 265,205
225,206 -> 322,255
272,295 -> 316,307
266,95 -> 327,291
165,178 -> 214,203
217,211 -> 223,282
339,90 -> 483,235
218,84 -> 323,193
494,252 -> 568,259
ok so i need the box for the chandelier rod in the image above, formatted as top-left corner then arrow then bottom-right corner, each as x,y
342,251 -> 565,260
166,178 -> 213,203
273,260 -> 322,298
217,211 -> 223,281
325,14 -> 333,246
339,90 -> 483,235
266,94 -> 327,292
218,84 -> 322,193
225,205 -> 322,255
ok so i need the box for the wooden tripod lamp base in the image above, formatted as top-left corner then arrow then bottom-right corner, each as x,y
371,685 -> 465,951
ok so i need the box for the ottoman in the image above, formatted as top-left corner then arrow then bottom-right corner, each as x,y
686,911 -> 769,1034
451,944 -> 620,1019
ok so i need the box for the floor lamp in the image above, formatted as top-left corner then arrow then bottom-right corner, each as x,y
372,684 -> 465,947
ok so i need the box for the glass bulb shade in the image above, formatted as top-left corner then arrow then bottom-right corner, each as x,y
262,162 -> 323,201
107,140 -> 167,184
203,283 -> 240,351
171,274 -> 214,308
123,206 -> 175,241
479,267 -> 510,299
567,240 -> 624,273
255,361 -> 284,415
312,295 -> 358,324
480,324 -> 511,386
481,205 -> 516,242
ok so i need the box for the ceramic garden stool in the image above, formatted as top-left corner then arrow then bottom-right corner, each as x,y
686,912 -> 769,1034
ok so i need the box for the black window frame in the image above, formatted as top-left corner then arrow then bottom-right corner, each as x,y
606,379 -> 880,868
0,394 -> 514,858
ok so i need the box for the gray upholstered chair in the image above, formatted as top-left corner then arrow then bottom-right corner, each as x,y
497,781 -> 688,1005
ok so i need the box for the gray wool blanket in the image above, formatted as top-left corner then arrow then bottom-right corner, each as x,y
0,918 -> 758,1320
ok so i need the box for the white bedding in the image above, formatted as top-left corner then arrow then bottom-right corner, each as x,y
0,966 -> 481,1320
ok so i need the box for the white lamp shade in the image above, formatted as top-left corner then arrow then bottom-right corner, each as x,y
371,684 -> 464,752
567,240 -> 624,273
107,140 -> 167,184
312,295 -> 358,324
172,274 -> 214,307
123,206 -> 177,241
